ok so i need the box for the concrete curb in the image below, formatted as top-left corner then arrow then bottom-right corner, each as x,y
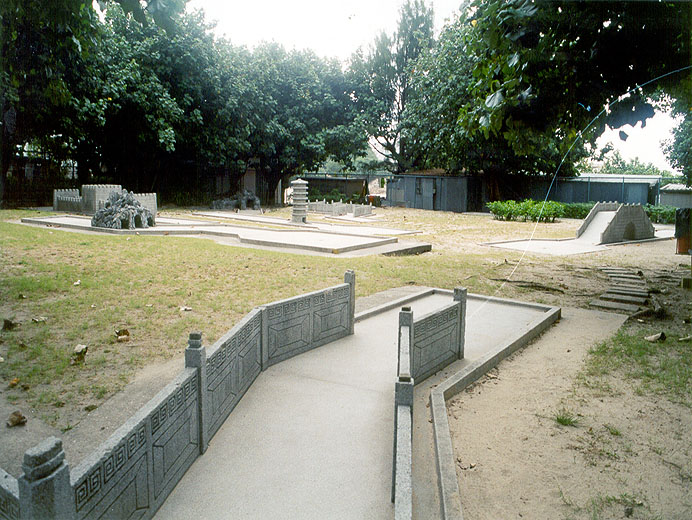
430,305 -> 561,519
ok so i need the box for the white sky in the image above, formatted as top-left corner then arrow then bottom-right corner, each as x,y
186,0 -> 464,62
595,111 -> 679,173
186,0 -> 679,173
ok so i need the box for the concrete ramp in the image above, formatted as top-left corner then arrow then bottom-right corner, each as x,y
577,210 -> 616,244
576,202 -> 655,245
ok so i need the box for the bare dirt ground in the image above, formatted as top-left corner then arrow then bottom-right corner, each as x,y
446,235 -> 692,519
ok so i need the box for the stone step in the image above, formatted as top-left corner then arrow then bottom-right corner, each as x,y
601,267 -> 632,273
590,299 -> 643,313
607,273 -> 644,281
600,293 -> 649,305
608,277 -> 647,286
607,287 -> 650,298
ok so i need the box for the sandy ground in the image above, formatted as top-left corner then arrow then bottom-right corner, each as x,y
446,241 -> 692,519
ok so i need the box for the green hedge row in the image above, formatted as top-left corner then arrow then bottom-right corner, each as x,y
486,199 -> 565,222
644,204 -> 676,224
487,200 -> 678,225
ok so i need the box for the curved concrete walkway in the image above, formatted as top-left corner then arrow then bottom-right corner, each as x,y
155,291 -> 556,519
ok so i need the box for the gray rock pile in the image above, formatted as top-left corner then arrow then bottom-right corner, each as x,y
211,189 -> 261,210
91,190 -> 155,229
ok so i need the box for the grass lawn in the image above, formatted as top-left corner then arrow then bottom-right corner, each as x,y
1,207 -> 689,430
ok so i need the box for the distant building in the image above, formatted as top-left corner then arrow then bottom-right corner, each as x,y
385,172 -> 662,212
660,183 -> 692,208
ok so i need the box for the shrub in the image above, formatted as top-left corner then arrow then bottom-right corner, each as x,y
562,202 -> 596,219
486,199 -> 565,222
644,204 -> 676,224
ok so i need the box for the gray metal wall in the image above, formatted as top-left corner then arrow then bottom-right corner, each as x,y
386,175 -> 655,212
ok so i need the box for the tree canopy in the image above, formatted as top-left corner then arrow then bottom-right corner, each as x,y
0,1 -> 368,206
404,0 -> 691,189
348,0 -> 434,173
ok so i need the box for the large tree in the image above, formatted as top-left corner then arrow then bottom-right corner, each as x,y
405,0 -> 691,194
348,0 -> 434,173
247,44 -> 367,202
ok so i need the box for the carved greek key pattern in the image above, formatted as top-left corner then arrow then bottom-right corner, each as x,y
414,305 -> 458,339
266,296 -> 312,320
74,423 -> 146,512
151,374 -> 197,435
207,312 -> 261,379
0,489 -> 19,520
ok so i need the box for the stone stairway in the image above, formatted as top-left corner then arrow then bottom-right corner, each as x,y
590,267 -> 651,314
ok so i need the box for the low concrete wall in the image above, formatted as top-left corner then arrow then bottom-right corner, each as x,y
576,201 -> 620,238
82,185 -> 123,215
600,204 -> 655,244
262,275 -> 354,368
53,189 -> 80,211
392,309 -> 414,519
0,468 -> 19,520
0,272 -> 356,520
205,309 -> 262,440
308,199 -> 373,217
132,193 -> 158,217
391,288 -> 467,519
411,289 -> 466,383
52,187 -> 158,217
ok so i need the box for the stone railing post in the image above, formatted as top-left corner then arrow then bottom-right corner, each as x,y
398,307 -> 414,381
18,437 -> 74,519
185,332 -> 209,454
344,270 -> 356,335
454,287 -> 467,359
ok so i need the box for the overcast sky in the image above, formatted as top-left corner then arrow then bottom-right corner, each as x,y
186,0 -> 679,173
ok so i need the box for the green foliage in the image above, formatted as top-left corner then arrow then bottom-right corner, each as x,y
487,199 -> 564,223
562,202 -> 596,220
1,2 -> 369,205
348,0 -> 434,172
600,151 -> 673,177
664,113 -> 692,184
644,204 -> 676,225
586,327 -> 692,406
555,408 -> 579,427
405,0 -> 691,183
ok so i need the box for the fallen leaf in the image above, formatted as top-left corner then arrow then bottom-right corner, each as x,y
7,410 -> 27,427
116,335 -> 130,343
8,377 -> 19,388
644,332 -> 666,342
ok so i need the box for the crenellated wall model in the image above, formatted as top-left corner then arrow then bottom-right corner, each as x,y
53,185 -> 157,217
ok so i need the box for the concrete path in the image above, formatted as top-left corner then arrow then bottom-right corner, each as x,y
155,292 -> 553,520
19,215 -> 431,257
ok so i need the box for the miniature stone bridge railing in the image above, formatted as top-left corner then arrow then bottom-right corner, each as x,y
391,288 -> 467,520
0,272 -> 356,520
308,199 -> 373,217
